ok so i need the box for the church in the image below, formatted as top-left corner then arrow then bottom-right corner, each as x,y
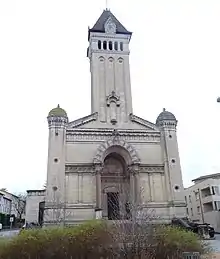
25,9 -> 186,225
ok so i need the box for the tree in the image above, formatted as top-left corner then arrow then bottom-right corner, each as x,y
12,193 -> 26,221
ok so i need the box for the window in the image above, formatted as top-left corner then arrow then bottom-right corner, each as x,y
186,208 -> 189,215
195,191 -> 199,201
120,42 -> 123,51
103,41 -> 107,50
114,42 -> 118,51
109,41 -> 113,50
189,195 -> 192,203
191,208 -> 193,216
98,40 -> 101,50
197,206 -> 200,213
212,186 -> 220,195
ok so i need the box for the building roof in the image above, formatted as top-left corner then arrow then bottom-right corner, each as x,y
192,173 -> 220,182
48,104 -> 67,117
27,189 -> 46,193
89,9 -> 132,37
156,108 -> 177,124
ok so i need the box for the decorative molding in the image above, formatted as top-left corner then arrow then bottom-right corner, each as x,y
104,17 -> 116,34
65,163 -> 164,175
139,165 -> 164,174
47,116 -> 68,129
67,113 -> 98,129
106,91 -> 120,107
93,139 -> 140,164
158,121 -> 177,131
65,164 -> 95,174
129,114 -> 159,131
90,32 -> 131,40
66,128 -> 161,143
91,49 -> 130,55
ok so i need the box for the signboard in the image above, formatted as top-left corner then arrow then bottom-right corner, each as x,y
10,217 -> 14,223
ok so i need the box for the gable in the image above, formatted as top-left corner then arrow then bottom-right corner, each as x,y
129,114 -> 159,131
67,113 -> 98,129
67,113 -> 159,132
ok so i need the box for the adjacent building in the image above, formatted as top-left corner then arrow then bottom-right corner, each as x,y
0,190 -> 25,219
25,190 -> 45,225
26,9 -> 186,225
0,191 -> 11,215
184,173 -> 220,232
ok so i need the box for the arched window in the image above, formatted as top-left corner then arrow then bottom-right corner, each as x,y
120,42 -> 123,51
103,41 -> 107,50
109,41 -> 113,50
98,40 -> 101,50
114,42 -> 118,51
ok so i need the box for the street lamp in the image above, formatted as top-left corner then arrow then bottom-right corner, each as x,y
217,97 -> 220,103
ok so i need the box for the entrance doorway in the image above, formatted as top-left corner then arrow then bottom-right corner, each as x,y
107,192 -> 120,220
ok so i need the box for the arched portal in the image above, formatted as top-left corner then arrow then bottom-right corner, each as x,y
94,140 -> 140,220
101,152 -> 131,220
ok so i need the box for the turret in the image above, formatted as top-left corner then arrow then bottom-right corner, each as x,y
45,105 -> 68,223
156,108 -> 185,217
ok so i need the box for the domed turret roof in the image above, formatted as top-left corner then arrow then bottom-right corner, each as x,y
48,104 -> 67,117
156,108 -> 176,125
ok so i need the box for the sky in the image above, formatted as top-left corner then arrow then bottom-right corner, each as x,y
0,0 -> 220,194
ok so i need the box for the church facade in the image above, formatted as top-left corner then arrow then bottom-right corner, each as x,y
26,9 -> 186,225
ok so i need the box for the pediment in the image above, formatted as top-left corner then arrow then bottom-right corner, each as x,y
129,114 -> 159,131
67,113 -> 98,129
67,112 -> 159,132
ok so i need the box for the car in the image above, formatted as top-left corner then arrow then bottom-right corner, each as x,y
171,217 -> 215,239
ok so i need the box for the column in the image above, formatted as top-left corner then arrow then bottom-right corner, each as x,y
95,165 -> 102,209
130,172 -> 135,205
135,172 -> 141,205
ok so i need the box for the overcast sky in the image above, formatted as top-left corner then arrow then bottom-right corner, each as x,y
1,0 -> 220,194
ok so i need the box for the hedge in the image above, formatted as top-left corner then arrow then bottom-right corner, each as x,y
0,220 -> 210,259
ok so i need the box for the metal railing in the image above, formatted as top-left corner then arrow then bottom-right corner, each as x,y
183,252 -> 200,259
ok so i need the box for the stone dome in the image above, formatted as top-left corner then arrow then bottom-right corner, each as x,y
48,104 -> 67,117
156,108 -> 177,125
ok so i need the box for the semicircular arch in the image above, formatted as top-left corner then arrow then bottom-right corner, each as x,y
93,139 -> 140,165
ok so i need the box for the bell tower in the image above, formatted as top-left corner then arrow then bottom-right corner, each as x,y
87,10 -> 133,125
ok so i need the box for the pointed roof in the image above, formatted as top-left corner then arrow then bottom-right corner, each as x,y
88,9 -> 132,38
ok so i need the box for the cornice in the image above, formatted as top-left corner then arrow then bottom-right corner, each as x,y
139,164 -> 164,174
129,114 -> 159,131
65,163 -> 164,174
91,49 -> 130,55
67,113 -> 98,129
65,164 -> 95,174
66,128 -> 161,143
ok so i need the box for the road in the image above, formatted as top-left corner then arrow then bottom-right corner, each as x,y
0,229 -> 19,238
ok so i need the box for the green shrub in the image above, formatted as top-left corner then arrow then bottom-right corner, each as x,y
0,221 -> 211,259
0,220 -> 112,259
153,225 -> 210,259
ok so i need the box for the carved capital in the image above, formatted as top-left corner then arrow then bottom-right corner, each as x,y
127,164 -> 139,175
94,164 -> 104,175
